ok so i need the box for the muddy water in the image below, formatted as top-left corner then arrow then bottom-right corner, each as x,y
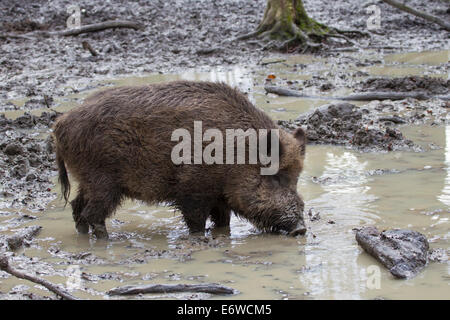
1,50 -> 449,300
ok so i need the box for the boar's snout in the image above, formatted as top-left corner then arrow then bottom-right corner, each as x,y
287,196 -> 306,236
280,194 -> 306,236
289,221 -> 307,236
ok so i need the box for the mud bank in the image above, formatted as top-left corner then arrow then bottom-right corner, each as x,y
278,96 -> 449,152
0,112 -> 59,211
358,76 -> 449,95
279,103 -> 416,152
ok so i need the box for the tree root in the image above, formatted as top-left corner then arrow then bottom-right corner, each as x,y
331,28 -> 371,38
234,19 -> 368,53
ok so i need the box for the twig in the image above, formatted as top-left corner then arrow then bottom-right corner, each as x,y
265,85 -> 450,101
381,0 -> 450,31
0,255 -> 78,300
0,33 -> 35,41
333,28 -> 371,37
259,59 -> 287,66
108,283 -> 236,296
82,41 -> 98,56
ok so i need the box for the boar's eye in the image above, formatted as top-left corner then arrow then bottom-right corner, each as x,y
271,172 -> 289,187
272,174 -> 281,186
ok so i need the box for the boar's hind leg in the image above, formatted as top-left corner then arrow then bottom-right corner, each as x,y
210,200 -> 231,229
81,186 -> 123,239
70,189 -> 89,234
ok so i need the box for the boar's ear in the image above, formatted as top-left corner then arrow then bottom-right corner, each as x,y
293,127 -> 306,156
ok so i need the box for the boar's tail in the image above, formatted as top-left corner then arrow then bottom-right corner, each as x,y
56,148 -> 70,206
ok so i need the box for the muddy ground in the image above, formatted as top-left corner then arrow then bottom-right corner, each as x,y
1,0 -> 449,102
0,0 -> 449,299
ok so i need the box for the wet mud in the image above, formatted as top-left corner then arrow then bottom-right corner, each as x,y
0,112 -> 59,211
358,76 -> 449,95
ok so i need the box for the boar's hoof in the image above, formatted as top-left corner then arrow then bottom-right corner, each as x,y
289,224 -> 307,236
75,221 -> 90,234
92,224 -> 109,239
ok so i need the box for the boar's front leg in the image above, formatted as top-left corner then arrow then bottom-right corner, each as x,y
210,199 -> 231,229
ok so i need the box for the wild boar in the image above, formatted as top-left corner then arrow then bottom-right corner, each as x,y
53,81 -> 307,239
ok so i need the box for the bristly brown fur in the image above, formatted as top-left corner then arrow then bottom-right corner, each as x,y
52,81 -> 307,238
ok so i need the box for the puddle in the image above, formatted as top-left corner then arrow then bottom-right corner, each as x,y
364,49 -> 449,78
1,50 -> 449,300
384,50 -> 450,66
1,123 -> 448,299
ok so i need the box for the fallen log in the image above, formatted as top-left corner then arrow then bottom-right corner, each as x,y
108,283 -> 236,296
381,0 -> 450,32
0,255 -> 78,300
51,20 -> 143,37
264,85 -> 450,101
355,227 -> 429,279
5,225 -> 42,250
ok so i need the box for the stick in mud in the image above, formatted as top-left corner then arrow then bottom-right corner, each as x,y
264,85 -> 450,101
2,20 -> 143,39
108,283 -> 236,296
0,255 -> 78,300
54,20 -> 144,37
82,41 -> 98,57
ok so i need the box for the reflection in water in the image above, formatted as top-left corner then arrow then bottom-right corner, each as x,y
299,150 -> 378,299
438,126 -> 450,207
180,66 -> 253,91
179,66 -> 255,103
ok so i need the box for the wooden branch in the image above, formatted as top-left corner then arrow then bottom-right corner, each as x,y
333,28 -> 370,37
381,0 -> 450,31
0,33 -> 35,41
0,255 -> 78,300
49,20 -> 144,37
108,283 -> 236,296
265,86 -> 450,101
1,20 -> 143,39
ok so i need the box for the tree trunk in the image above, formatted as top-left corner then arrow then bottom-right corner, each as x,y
240,0 -> 332,51
237,0 -> 365,51
257,0 -> 328,39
